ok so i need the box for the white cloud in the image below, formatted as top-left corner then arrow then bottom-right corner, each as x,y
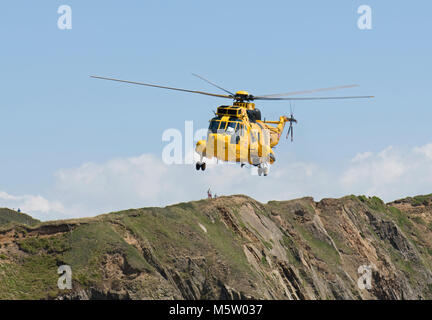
341,144 -> 432,200
414,143 -> 432,160
341,148 -> 404,188
0,191 -> 65,220
2,142 -> 432,221
0,191 -> 18,201
351,151 -> 373,162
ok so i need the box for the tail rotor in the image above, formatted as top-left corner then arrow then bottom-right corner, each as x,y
286,102 -> 297,142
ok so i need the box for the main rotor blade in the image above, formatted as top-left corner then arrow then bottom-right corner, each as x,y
192,73 -> 235,96
257,84 -> 359,98
254,95 -> 374,101
90,76 -> 233,99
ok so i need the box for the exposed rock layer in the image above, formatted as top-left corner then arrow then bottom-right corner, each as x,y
1,194 -> 432,300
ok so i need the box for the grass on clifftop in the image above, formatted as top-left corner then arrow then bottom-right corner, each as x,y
0,208 -> 40,228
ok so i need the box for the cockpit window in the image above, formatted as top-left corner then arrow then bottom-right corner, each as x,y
218,121 -> 227,131
208,120 -> 220,134
225,122 -> 237,135
210,119 -> 245,139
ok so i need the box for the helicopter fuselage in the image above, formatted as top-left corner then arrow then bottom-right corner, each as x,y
195,101 -> 289,167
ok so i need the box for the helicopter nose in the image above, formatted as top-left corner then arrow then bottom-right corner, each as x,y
195,139 -> 206,155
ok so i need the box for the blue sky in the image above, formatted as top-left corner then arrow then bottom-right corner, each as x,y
1,1 -> 432,220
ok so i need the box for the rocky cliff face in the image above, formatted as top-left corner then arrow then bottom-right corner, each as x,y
1,194 -> 432,300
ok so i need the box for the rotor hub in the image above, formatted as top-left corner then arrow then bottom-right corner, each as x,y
235,90 -> 249,96
234,90 -> 254,101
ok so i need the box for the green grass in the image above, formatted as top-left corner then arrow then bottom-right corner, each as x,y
388,246 -> 415,280
412,216 -> 426,226
388,206 -> 413,230
18,236 -> 70,255
1,219 -> 160,298
426,247 -> 432,256
328,230 -> 354,255
411,194 -> 432,207
260,255 -> 269,267
266,200 -> 341,267
63,222 -> 153,276
262,239 -> 273,251
0,208 -> 40,227
357,195 -> 368,203
0,254 -> 61,299
295,224 -> 340,266
280,235 -> 301,267
363,196 -> 387,212
427,283 -> 432,296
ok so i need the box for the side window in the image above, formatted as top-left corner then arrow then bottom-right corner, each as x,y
235,126 -> 242,144
250,130 -> 257,143
236,124 -> 243,135
218,121 -> 227,132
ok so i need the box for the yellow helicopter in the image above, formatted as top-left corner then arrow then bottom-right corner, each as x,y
91,74 -> 373,176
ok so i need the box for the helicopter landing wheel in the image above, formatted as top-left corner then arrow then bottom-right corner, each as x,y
196,162 -> 206,171
263,166 -> 269,176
